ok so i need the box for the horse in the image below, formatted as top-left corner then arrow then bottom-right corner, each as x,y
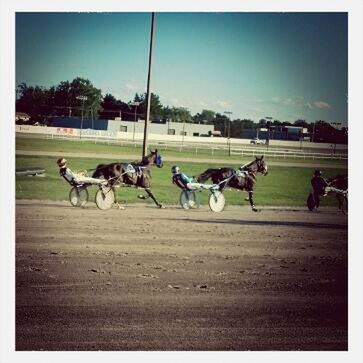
196,156 -> 268,212
327,174 -> 348,211
92,149 -> 164,208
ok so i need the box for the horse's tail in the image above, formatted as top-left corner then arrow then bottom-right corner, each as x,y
196,168 -> 220,183
92,164 -> 106,178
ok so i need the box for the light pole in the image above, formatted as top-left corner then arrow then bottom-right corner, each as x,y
224,111 -> 232,156
265,116 -> 273,149
76,95 -> 88,138
131,102 -> 140,143
142,12 -> 156,157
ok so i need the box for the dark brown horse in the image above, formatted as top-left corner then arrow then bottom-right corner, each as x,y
92,149 -> 164,208
328,174 -> 348,210
197,156 -> 268,212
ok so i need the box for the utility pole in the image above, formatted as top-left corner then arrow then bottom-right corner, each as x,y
224,111 -> 232,156
76,95 -> 88,139
142,12 -> 156,157
131,101 -> 140,143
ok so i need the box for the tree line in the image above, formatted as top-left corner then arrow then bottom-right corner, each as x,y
16,77 -> 347,142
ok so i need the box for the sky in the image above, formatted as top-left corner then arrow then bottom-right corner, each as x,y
16,12 -> 348,125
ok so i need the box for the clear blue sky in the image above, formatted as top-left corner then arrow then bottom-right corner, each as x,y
16,12 -> 347,124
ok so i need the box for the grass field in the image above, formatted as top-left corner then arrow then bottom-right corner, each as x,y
16,154 -> 347,207
16,136 -> 347,166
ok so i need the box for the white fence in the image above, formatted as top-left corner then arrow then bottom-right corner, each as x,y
16,125 -> 348,161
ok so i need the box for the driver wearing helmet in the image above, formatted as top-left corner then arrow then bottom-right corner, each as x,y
311,169 -> 345,210
171,165 -> 208,190
57,157 -> 105,185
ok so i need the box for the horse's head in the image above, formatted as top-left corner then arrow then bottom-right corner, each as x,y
255,155 -> 268,176
142,149 -> 164,168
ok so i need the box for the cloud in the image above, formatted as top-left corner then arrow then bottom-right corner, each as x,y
272,96 -> 295,106
216,100 -> 231,110
305,101 -> 331,110
313,101 -> 331,109
125,83 -> 138,91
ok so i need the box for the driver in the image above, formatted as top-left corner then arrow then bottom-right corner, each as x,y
171,165 -> 214,190
57,158 -> 106,185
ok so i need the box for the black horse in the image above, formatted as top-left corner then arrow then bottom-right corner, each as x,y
92,149 -> 164,208
197,156 -> 268,212
328,174 -> 348,211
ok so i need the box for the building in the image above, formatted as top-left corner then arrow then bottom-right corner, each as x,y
50,117 -> 215,137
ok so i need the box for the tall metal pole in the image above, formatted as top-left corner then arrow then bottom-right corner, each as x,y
132,102 -> 139,143
224,111 -> 232,156
142,12 -> 156,157
77,95 -> 87,139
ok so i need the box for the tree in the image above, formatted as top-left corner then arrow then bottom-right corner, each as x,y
132,92 -> 164,122
69,77 -> 103,119
213,113 -> 230,137
169,107 -> 192,124
193,109 -> 216,124
16,77 -> 103,119
293,119 -> 309,128
16,83 -> 53,117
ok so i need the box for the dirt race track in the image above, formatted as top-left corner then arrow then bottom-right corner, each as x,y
16,200 -> 348,351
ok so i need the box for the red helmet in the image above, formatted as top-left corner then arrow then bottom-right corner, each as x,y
57,158 -> 67,167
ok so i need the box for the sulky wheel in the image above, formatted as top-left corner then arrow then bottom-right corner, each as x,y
95,187 -> 115,210
208,190 -> 225,212
341,194 -> 348,215
69,186 -> 89,207
179,190 -> 199,210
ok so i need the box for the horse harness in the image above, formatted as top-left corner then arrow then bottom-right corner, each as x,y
106,163 -> 147,188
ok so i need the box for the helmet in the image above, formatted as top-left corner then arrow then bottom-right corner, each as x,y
57,158 -> 67,167
171,165 -> 180,174
314,169 -> 322,176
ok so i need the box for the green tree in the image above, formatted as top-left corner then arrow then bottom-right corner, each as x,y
69,77 -> 103,119
133,92 -> 164,122
213,113 -> 230,137
193,109 -> 216,124
169,107 -> 192,124
16,83 -> 52,116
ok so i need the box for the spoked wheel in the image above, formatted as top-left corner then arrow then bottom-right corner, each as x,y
341,194 -> 348,215
69,186 -> 89,207
95,187 -> 115,210
179,190 -> 200,210
208,190 -> 225,212
307,192 -> 316,211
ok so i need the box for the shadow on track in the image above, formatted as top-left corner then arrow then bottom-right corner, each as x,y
168,218 -> 347,230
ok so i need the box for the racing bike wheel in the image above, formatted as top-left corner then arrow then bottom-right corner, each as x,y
69,186 -> 89,207
179,190 -> 200,210
208,190 -> 225,212
95,187 -> 115,210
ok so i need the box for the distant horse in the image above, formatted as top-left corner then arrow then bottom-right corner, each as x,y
92,149 -> 164,208
328,174 -> 348,210
196,156 -> 268,212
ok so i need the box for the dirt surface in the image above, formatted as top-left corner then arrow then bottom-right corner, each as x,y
16,200 -> 348,351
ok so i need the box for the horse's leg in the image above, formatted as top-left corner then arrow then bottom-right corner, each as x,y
110,186 -> 125,210
145,188 -> 163,208
248,191 -> 258,212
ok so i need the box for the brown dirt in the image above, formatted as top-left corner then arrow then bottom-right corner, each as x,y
16,200 -> 348,351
